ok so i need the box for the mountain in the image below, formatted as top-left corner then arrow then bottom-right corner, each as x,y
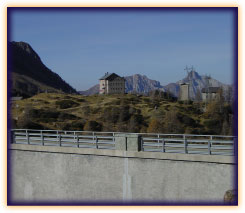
8,41 -> 77,97
79,84 -> 99,96
124,74 -> 164,94
80,71 -> 231,99
164,70 -> 231,99
79,74 -> 164,95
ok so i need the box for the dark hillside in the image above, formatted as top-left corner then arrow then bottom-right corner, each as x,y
8,41 -> 77,97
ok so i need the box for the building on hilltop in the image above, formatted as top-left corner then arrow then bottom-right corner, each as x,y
179,83 -> 190,101
99,72 -> 125,95
201,87 -> 220,101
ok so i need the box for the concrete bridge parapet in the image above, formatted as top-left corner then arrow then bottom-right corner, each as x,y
115,133 -> 142,152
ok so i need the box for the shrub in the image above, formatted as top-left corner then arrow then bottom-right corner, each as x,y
61,121 -> 85,131
55,99 -> 79,109
177,113 -> 196,127
83,120 -> 102,131
58,112 -> 77,120
147,119 -> 164,133
224,190 -> 237,203
17,117 -> 44,129
76,98 -> 85,103
82,106 -> 90,115
127,115 -> 141,133
118,106 -> 130,122
103,107 -> 120,123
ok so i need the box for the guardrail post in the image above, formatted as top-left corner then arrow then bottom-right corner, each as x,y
59,132 -> 62,147
141,136 -> 144,151
208,140 -> 211,155
41,130 -> 44,146
11,130 -> 15,144
233,137 -> 237,156
77,134 -> 79,148
184,135 -> 188,154
162,138 -> 165,153
26,130 -> 30,145
208,136 -> 212,155
95,136 -> 98,149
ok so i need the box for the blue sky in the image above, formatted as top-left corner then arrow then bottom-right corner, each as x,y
9,8 -> 236,90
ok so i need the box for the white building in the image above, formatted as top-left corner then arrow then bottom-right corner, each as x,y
179,83 -> 190,101
99,73 -> 125,95
201,87 -> 220,101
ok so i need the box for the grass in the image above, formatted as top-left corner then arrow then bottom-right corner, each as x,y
11,92 -> 232,135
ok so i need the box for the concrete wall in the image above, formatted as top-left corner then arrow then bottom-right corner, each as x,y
8,144 -> 236,204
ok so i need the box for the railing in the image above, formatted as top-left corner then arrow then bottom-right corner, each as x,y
10,129 -> 116,150
140,133 -> 236,156
10,129 -> 237,156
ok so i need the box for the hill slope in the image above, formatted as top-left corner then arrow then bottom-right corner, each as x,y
8,41 -> 77,97
11,93 -> 233,135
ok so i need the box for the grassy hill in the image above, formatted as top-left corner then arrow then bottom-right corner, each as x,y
11,93 -> 233,135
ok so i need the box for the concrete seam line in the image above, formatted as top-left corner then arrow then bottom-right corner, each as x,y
8,149 -> 236,166
8,145 -> 235,165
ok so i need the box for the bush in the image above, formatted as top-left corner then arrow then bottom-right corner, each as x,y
55,99 -> 79,109
147,119 -> 164,133
58,112 -> 77,120
61,121 -> 85,131
127,115 -> 142,133
82,106 -> 90,115
83,120 -> 102,131
118,106 -> 130,122
103,107 -> 120,123
76,98 -> 85,102
177,113 -> 196,127
17,117 -> 44,129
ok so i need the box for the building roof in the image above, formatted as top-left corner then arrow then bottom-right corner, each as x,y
201,87 -> 220,93
99,72 -> 123,81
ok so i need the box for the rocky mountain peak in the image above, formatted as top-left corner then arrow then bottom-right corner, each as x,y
11,41 -> 41,60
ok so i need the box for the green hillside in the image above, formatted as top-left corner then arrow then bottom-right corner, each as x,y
11,93 -> 233,135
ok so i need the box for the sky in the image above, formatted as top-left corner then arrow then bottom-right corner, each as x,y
8,8 -> 236,91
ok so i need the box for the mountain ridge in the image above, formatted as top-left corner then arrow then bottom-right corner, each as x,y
8,41 -> 77,97
79,71 -> 231,98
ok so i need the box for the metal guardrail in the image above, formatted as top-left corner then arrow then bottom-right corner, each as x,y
140,134 -> 236,156
10,129 -> 237,156
10,129 -> 116,150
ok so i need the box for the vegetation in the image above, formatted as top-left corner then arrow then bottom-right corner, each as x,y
11,92 -> 234,135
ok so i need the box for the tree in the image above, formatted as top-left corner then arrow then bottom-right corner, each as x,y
163,109 -> 183,133
226,86 -> 233,103
147,118 -> 164,133
128,115 -> 140,133
83,120 -> 102,131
